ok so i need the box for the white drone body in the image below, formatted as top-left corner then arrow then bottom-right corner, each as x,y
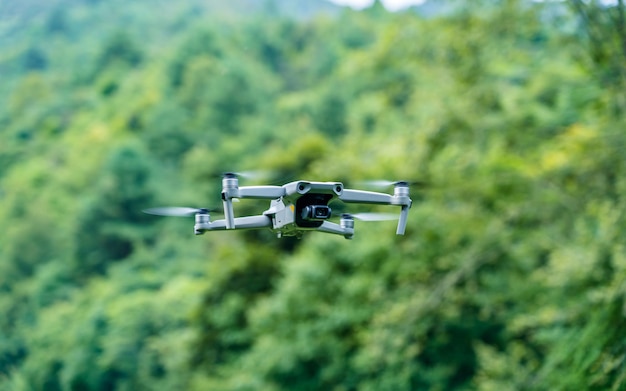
146,173 -> 412,240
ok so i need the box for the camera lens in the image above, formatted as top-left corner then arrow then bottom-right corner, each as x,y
316,206 -> 331,218
301,205 -> 331,221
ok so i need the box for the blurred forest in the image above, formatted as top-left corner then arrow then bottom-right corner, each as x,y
1,0 -> 626,389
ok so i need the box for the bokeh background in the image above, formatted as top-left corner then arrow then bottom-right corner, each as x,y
1,0 -> 626,389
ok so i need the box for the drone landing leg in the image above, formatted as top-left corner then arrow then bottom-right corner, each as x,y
222,199 -> 235,229
396,205 -> 409,235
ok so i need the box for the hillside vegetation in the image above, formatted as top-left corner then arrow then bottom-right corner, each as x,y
1,0 -> 626,389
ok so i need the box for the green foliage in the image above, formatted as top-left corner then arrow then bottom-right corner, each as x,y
75,142 -> 155,275
168,28 -> 223,88
1,0 -> 626,390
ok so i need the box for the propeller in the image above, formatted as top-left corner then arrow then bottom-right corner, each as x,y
142,207 -> 218,217
340,212 -> 398,221
235,170 -> 272,179
357,179 -> 427,189
359,179 -> 398,188
221,169 -> 299,186
220,170 -> 275,181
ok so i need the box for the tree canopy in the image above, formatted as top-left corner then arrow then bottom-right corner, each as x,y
1,0 -> 626,390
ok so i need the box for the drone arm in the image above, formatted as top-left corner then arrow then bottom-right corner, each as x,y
339,189 -> 394,204
316,221 -> 354,239
195,215 -> 272,234
340,188 -> 412,235
237,186 -> 286,199
221,186 -> 286,229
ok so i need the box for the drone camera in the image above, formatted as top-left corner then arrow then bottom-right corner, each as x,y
301,205 -> 332,221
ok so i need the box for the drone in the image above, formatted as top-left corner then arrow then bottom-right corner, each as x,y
144,173 -> 412,239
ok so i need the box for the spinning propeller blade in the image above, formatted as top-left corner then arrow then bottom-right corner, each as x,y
221,170 -> 274,181
143,207 -> 215,217
342,212 -> 399,221
234,170 -> 272,180
359,179 -> 397,188
358,179 -> 427,189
